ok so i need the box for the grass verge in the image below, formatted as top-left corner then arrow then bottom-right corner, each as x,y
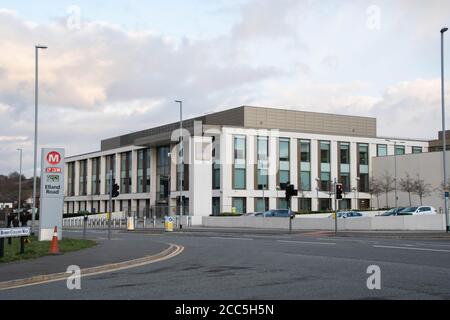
0,236 -> 96,263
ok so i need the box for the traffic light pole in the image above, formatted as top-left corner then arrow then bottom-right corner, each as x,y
108,169 -> 112,240
334,179 -> 338,235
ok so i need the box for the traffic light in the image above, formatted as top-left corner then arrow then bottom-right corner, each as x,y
285,183 -> 298,201
112,183 -> 120,198
336,183 -> 343,200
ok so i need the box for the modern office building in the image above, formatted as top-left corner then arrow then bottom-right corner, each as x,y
64,106 -> 429,221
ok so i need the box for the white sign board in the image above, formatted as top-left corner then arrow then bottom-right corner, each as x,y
0,227 -> 30,238
39,148 -> 65,241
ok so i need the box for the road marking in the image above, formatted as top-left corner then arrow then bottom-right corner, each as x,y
373,245 -> 450,253
277,240 -> 336,246
0,243 -> 184,291
211,237 -> 253,241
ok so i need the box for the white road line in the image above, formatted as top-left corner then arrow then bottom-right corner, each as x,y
211,237 -> 253,241
373,245 -> 450,253
277,240 -> 336,246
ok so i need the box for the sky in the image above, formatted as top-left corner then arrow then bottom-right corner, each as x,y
1,0 -> 450,177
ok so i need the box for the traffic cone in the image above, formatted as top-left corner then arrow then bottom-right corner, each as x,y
49,226 -> 60,254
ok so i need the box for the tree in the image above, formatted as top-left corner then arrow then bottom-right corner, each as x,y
380,172 -> 395,208
435,178 -> 450,199
413,175 -> 432,206
368,176 -> 382,209
399,173 -> 414,206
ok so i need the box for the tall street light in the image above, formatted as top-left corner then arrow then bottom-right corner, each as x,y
17,148 -> 22,223
175,100 -> 183,229
31,45 -> 47,235
440,27 -> 449,232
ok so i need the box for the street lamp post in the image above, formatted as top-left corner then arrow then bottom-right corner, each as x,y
31,45 -> 47,235
17,148 -> 23,224
175,100 -> 183,229
441,27 -> 450,232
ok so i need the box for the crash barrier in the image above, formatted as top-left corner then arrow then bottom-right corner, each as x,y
202,214 -> 447,231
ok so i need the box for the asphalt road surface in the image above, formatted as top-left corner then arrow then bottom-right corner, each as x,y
1,229 -> 450,299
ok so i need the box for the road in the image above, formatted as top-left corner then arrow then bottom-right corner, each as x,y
1,229 -> 450,299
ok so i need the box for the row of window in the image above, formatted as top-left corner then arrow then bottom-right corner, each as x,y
232,136 -> 423,192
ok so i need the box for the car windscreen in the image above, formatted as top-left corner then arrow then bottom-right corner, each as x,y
400,207 -> 418,213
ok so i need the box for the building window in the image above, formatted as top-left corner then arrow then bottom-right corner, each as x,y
339,142 -> 351,192
67,162 -> 75,196
137,148 -> 151,193
256,136 -> 269,190
212,136 -> 220,190
277,198 -> 288,209
156,146 -> 170,202
79,160 -> 87,196
395,145 -> 405,155
212,197 -> 221,215
232,197 -> 246,214
298,198 -> 312,213
233,136 -> 246,189
299,140 -> 311,191
91,157 -> 100,195
358,143 -> 369,193
120,151 -> 132,194
319,141 -> 331,191
377,144 -> 387,157
319,198 -> 332,211
278,138 -> 290,186
412,146 -> 423,154
255,198 -> 269,212
338,199 -> 351,210
105,154 -> 115,194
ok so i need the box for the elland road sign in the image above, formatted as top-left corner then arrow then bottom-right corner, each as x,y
0,227 -> 30,238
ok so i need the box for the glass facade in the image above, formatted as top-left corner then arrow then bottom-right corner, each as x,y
105,154 -> 115,194
299,140 -> 311,191
255,197 -> 269,212
232,197 -> 246,214
412,146 -> 423,154
377,144 -> 387,157
319,141 -> 331,191
91,157 -> 100,195
358,143 -> 369,192
278,138 -> 290,186
156,146 -> 170,202
137,148 -> 151,193
256,136 -> 269,190
120,151 -> 132,194
395,145 -> 405,155
298,198 -> 312,213
277,198 -> 288,209
233,136 -> 246,189
79,160 -> 87,196
339,142 -> 351,192
212,197 -> 221,215
67,162 -> 75,196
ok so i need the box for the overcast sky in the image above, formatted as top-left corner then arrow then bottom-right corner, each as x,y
1,0 -> 450,176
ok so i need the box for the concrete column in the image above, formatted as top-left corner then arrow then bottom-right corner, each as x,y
350,142 -> 358,209
100,156 -> 106,194
247,134 -> 255,191
150,147 -> 157,207
331,140 -> 338,184
64,163 -> 69,196
131,149 -> 138,194
290,138 -> 298,212
115,153 -> 121,188
86,158 -> 92,195
310,139 -> 319,211
221,131 -> 232,212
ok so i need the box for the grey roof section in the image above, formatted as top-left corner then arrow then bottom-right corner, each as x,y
100,105 -> 377,151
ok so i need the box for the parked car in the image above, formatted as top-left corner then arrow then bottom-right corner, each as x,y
262,209 -> 292,218
335,211 -> 364,218
380,207 -> 406,216
397,206 -> 437,215
242,212 -> 263,217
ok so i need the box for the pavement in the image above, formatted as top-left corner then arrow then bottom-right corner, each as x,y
0,230 -> 169,283
1,228 -> 449,299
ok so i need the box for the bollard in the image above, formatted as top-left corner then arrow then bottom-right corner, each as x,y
119,218 -> 122,229
143,216 -> 146,228
20,236 -> 25,254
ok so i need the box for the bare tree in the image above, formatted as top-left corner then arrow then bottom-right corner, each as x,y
368,176 -> 382,209
399,173 -> 414,206
434,179 -> 450,199
380,172 -> 395,208
413,175 -> 432,206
